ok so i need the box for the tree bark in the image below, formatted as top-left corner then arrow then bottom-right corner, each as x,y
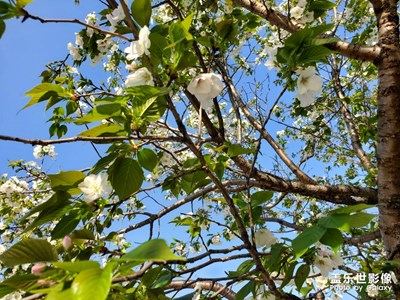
375,0 -> 400,297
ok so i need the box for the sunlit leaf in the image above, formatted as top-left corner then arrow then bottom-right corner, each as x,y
78,123 -> 125,137
71,267 -> 112,300
121,239 -> 186,262
292,225 -> 326,257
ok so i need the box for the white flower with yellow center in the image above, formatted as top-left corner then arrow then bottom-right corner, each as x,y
296,66 -> 323,107
78,173 -> 112,203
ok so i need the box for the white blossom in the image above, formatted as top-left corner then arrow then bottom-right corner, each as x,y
125,67 -> 154,87
254,228 -> 277,248
75,33 -> 84,47
296,66 -> 323,107
106,3 -> 125,31
187,73 -> 224,109
211,235 -> 222,245
313,246 -> 343,276
290,6 -> 304,19
367,284 -> 379,297
78,173 -> 112,203
124,26 -> 151,60
67,42 -> 82,61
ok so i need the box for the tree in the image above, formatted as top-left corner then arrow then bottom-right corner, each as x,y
0,0 -> 398,299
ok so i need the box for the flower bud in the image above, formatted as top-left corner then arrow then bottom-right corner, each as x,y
31,262 -> 46,276
63,235 -> 73,251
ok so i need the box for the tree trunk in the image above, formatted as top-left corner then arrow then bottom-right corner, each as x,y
376,0 -> 400,297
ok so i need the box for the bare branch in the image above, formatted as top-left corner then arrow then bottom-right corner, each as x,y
20,9 -> 131,41
0,134 -> 183,146
217,59 -> 316,184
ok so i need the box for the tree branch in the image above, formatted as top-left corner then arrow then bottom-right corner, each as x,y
167,280 -> 236,300
232,0 -> 380,62
217,59 -> 316,185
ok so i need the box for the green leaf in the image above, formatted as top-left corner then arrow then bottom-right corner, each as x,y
109,157 -> 143,200
51,213 -> 80,239
216,19 -> 238,42
265,243 -> 284,272
53,261 -> 100,273
70,229 -> 96,241
292,225 -> 326,257
137,148 -> 158,172
227,143 -> 254,157
320,228 -> 343,252
152,270 -> 173,288
131,96 -> 167,130
74,103 -> 122,124
250,191 -> 274,207
121,239 -> 186,262
0,239 -> 58,266
318,213 -> 374,232
1,274 -> 38,290
131,0 -> 151,27
295,264 -> 310,290
309,0 -> 336,18
125,86 -> 170,100
24,83 -> 71,109
90,152 -> 119,175
329,204 -> 375,215
45,286 -> 74,300
78,123 -> 125,137
48,171 -> 85,193
71,267 -> 112,300
236,280 -> 255,300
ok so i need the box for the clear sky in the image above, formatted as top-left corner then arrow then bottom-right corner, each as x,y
0,0 -> 106,173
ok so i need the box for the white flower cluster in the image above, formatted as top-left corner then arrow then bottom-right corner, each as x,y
290,0 -> 314,24
0,176 -> 29,198
296,66 -> 323,107
78,173 -> 112,203
313,245 -> 344,277
123,26 -> 154,87
32,145 -> 57,160
106,1 -> 126,32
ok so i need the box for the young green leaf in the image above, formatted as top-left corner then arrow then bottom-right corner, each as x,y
131,0 -> 151,27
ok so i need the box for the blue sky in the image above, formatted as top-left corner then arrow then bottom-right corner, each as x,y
0,1 -> 106,173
